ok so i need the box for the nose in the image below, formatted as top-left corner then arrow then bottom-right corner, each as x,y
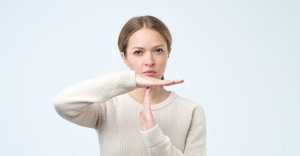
144,52 -> 154,66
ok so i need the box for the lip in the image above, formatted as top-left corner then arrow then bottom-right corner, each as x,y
143,70 -> 157,76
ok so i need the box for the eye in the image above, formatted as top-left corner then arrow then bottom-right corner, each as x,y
155,48 -> 164,53
133,50 -> 142,55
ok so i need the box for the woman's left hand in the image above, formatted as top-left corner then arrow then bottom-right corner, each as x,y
140,87 -> 156,131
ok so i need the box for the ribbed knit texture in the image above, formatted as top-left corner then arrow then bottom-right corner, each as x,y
53,70 -> 206,156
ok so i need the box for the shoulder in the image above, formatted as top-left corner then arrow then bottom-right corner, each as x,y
171,91 -> 205,115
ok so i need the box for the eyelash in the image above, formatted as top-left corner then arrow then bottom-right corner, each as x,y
133,50 -> 142,55
155,48 -> 164,53
133,49 -> 164,55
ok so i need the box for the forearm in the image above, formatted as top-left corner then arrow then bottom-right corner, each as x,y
53,70 -> 137,121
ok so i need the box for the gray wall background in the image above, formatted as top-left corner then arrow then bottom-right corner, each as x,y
1,0 -> 299,155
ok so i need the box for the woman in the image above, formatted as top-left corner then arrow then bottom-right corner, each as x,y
54,15 -> 206,156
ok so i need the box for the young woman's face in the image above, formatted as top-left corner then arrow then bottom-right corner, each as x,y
121,28 -> 170,79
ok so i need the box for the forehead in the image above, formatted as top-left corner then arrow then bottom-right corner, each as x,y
127,28 -> 167,48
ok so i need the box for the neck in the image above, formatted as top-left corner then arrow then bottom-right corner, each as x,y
128,86 -> 170,105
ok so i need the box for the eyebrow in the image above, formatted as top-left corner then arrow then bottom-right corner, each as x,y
131,44 -> 165,50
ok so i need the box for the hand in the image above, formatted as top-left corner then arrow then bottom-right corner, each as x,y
135,72 -> 184,88
140,87 -> 156,131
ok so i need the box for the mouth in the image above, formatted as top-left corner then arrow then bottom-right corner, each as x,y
143,70 -> 157,76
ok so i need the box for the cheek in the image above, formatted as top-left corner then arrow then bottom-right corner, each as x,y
128,59 -> 143,70
157,57 -> 168,66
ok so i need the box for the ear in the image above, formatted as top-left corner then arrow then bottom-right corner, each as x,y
120,52 -> 129,67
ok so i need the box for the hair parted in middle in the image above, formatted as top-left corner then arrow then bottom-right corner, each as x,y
118,15 -> 172,57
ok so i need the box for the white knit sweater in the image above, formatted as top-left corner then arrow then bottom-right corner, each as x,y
53,70 -> 206,156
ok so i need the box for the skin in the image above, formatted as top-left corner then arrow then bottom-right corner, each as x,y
121,28 -> 184,131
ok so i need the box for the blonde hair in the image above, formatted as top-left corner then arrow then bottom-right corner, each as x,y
118,15 -> 172,57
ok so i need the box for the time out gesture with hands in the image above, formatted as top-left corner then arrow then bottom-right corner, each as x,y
136,72 -> 184,88
135,72 -> 184,131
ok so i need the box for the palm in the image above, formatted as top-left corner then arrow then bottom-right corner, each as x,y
136,73 -> 184,88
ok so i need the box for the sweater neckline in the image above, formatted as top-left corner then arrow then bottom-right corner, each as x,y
124,91 -> 177,111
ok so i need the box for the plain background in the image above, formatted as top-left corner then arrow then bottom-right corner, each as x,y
1,0 -> 299,155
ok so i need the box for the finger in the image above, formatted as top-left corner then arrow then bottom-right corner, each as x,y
169,79 -> 184,84
143,87 -> 151,110
158,79 -> 184,86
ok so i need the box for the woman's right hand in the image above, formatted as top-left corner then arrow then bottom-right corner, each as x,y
135,72 -> 184,88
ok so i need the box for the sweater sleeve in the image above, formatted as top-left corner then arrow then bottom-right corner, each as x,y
53,70 -> 137,128
140,106 -> 206,156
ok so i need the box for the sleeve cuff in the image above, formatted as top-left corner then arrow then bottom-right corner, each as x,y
140,124 -> 167,148
117,70 -> 137,89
